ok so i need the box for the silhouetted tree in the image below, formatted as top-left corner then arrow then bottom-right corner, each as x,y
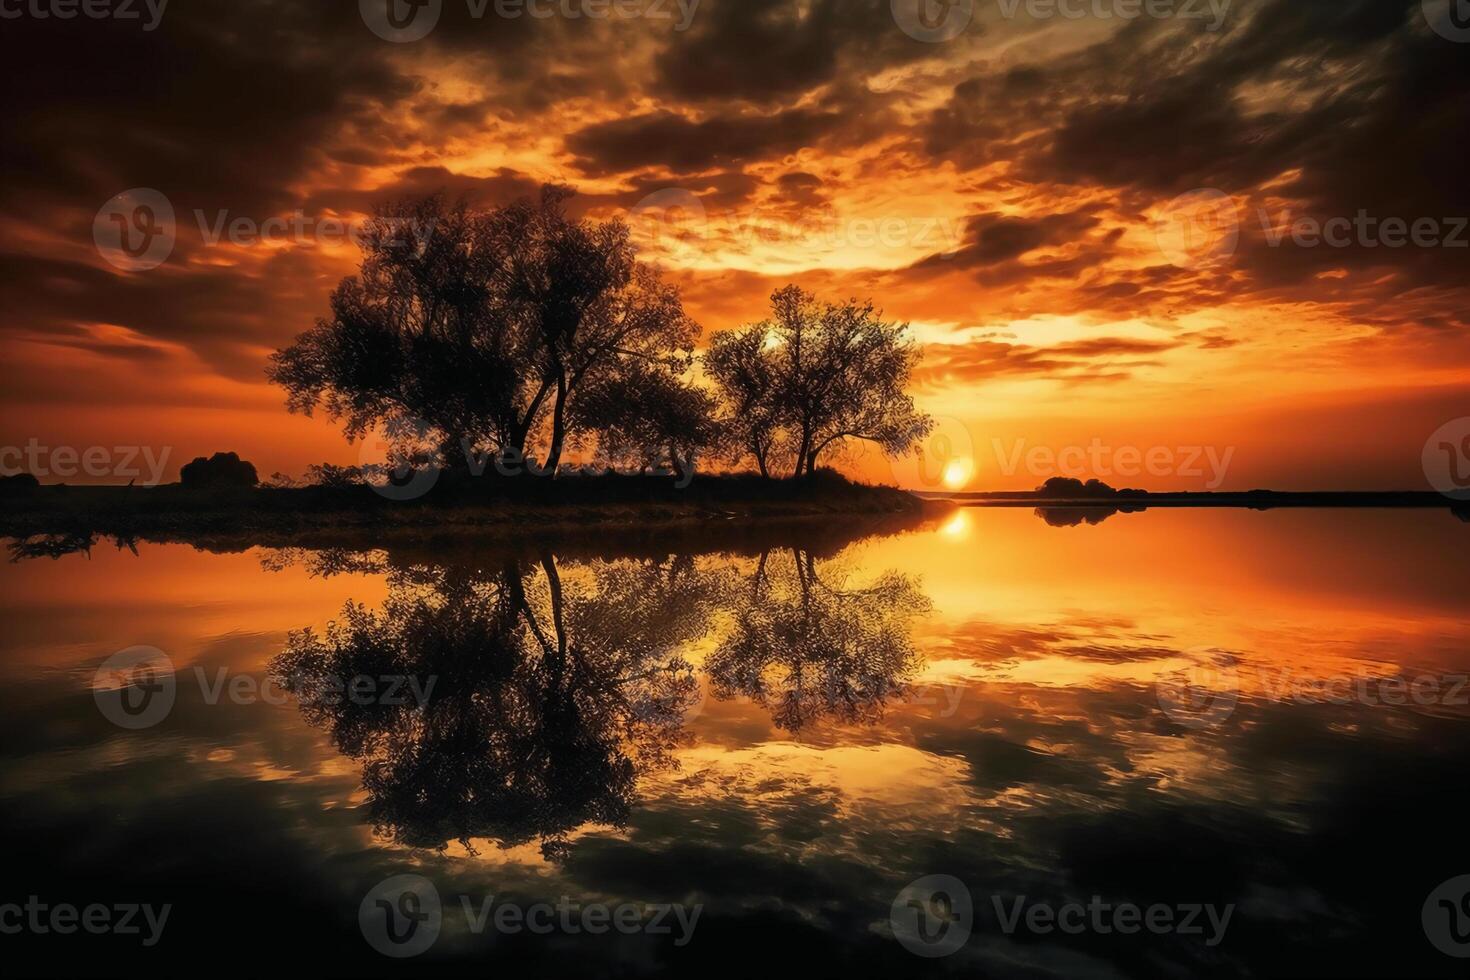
268,187 -> 701,477
704,324 -> 786,477
704,286 -> 933,477
574,362 -> 724,483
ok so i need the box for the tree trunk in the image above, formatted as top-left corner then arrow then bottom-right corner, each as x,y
544,370 -> 569,477
793,429 -> 811,479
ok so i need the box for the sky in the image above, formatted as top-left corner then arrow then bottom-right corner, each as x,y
1,0 -> 1467,490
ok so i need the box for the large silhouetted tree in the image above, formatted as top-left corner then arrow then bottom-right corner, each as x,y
268,186 -> 702,477
704,286 -> 933,478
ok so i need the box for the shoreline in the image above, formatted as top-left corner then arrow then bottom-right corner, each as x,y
918,490 -> 1467,513
0,476 -> 946,556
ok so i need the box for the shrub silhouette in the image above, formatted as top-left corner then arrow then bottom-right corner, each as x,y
180,452 -> 259,490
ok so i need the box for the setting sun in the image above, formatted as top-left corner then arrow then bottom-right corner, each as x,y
941,458 -> 974,490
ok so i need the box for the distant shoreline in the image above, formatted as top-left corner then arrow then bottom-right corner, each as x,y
919,489 -> 1468,513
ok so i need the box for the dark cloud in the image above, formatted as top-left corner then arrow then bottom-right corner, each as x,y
566,108 -> 846,175
915,336 -> 1180,389
653,0 -> 951,105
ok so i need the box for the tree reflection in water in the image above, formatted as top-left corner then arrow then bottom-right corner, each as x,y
267,544 -> 928,855
708,548 -> 931,732
270,553 -> 722,857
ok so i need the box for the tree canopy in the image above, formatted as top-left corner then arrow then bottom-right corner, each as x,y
268,186 -> 699,478
270,189 -> 932,484
705,286 -> 934,478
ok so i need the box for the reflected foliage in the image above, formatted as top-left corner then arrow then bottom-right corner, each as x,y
707,548 -> 931,732
264,542 -> 931,853
270,554 -> 723,856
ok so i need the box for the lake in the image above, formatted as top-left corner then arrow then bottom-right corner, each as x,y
3,507 -> 1468,977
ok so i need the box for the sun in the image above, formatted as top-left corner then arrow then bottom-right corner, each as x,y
941,458 -> 974,490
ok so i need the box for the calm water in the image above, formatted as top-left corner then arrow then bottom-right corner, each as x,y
3,508 -> 1469,978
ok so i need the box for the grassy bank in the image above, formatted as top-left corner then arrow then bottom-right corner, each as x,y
1,470 -> 940,554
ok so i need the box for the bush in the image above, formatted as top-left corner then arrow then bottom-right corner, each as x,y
180,452 -> 259,490
0,472 -> 40,495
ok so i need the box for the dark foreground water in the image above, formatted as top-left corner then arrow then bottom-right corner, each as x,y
2,507 -> 1469,978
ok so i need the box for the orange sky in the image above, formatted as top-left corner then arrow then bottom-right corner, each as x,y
2,0 -> 1467,490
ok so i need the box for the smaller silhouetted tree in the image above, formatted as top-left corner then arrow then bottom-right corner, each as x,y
704,286 -> 933,478
574,363 -> 724,483
704,325 -> 785,477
